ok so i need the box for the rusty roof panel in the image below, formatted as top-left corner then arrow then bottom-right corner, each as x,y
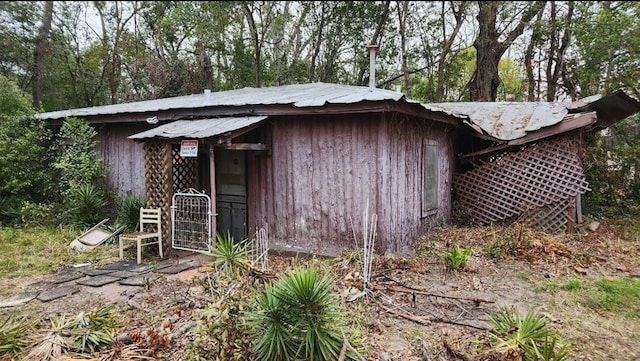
567,89 -> 640,129
128,116 -> 267,140
426,102 -> 568,141
37,83 -> 404,120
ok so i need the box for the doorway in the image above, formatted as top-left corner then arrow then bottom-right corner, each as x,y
215,148 -> 247,241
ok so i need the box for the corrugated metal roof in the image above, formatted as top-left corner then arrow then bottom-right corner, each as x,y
128,116 -> 268,140
37,80 -> 639,143
37,82 -> 405,120
426,102 -> 568,141
428,90 -> 640,141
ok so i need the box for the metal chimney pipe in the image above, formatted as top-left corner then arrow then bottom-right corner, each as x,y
366,44 -> 379,90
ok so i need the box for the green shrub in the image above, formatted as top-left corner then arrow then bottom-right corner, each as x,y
0,314 -> 29,356
117,195 -> 146,232
445,245 -> 473,271
208,232 -> 251,277
0,76 -> 54,224
488,307 -> 570,361
65,183 -> 108,228
247,267 -> 359,361
20,202 -> 60,227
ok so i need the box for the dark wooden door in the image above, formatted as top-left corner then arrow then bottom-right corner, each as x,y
215,148 -> 247,241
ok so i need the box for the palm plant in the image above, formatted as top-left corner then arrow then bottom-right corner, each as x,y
0,314 -> 29,356
117,195 -> 146,232
488,307 -> 569,361
208,232 -> 251,277
248,267 -> 356,361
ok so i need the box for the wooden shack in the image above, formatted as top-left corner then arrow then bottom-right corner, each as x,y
38,84 -> 640,257
38,83 -> 460,256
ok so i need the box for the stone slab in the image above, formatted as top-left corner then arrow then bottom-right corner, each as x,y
97,260 -> 141,271
0,292 -> 39,308
37,286 -> 80,302
156,262 -> 197,275
52,272 -> 85,284
108,270 -> 139,279
76,275 -> 123,287
28,281 -> 57,291
79,268 -> 114,276
118,275 -> 158,287
98,261 -> 154,273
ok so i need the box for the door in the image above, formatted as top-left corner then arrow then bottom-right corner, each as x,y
215,148 -> 247,241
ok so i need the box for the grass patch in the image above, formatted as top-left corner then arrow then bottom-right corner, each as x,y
561,278 -> 582,291
580,277 -> 640,317
0,226 -> 119,278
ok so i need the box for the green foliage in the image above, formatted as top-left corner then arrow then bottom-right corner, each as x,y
116,195 -> 146,232
561,278 -> 582,291
581,277 -> 640,317
0,76 -> 54,224
53,117 -> 106,193
488,307 -> 570,361
248,267 -> 358,361
583,118 -> 640,217
53,117 -> 109,227
208,232 -> 251,277
186,277 -> 254,361
0,314 -> 29,356
74,305 -> 119,353
19,202 -> 60,227
0,226 -> 116,278
498,57 -> 527,101
445,245 -> 473,271
65,183 -> 108,228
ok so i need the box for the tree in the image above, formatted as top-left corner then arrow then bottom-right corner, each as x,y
0,76 -> 53,222
32,1 -> 54,110
469,1 -> 546,101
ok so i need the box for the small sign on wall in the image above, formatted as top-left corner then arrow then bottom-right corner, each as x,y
180,140 -> 199,157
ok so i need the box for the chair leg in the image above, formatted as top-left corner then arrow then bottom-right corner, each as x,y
119,237 -> 124,259
137,239 -> 142,264
158,237 -> 163,259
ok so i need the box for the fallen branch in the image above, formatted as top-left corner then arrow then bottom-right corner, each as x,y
375,296 -> 489,331
443,338 -> 472,361
370,283 -> 494,305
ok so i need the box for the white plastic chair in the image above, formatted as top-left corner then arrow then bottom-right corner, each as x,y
119,208 -> 163,264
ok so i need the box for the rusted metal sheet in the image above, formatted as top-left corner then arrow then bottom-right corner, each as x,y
429,89 -> 640,142
428,102 -> 568,141
128,116 -> 267,140
37,83 -> 405,120
247,114 -> 453,256
567,89 -> 640,129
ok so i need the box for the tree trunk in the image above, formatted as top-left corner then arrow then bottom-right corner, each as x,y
469,2 -> 500,101
243,3 -> 262,87
32,1 -> 54,110
525,11 -> 544,101
435,2 -> 466,101
469,1 -> 546,101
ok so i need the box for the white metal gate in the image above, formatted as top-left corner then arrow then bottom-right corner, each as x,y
171,188 -> 212,252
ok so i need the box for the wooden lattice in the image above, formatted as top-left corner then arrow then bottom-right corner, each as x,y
172,146 -> 199,193
453,136 -> 591,233
144,141 -> 173,250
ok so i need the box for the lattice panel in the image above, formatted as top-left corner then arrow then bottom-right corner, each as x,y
171,146 -> 199,193
522,199 -> 572,234
144,141 -> 173,246
453,136 -> 590,232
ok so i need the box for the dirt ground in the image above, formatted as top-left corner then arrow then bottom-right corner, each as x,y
1,219 -> 639,360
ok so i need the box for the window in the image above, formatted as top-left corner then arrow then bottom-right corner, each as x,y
423,142 -> 439,213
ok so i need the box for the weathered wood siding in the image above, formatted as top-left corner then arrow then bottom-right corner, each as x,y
94,124 -> 147,197
248,114 -> 453,256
